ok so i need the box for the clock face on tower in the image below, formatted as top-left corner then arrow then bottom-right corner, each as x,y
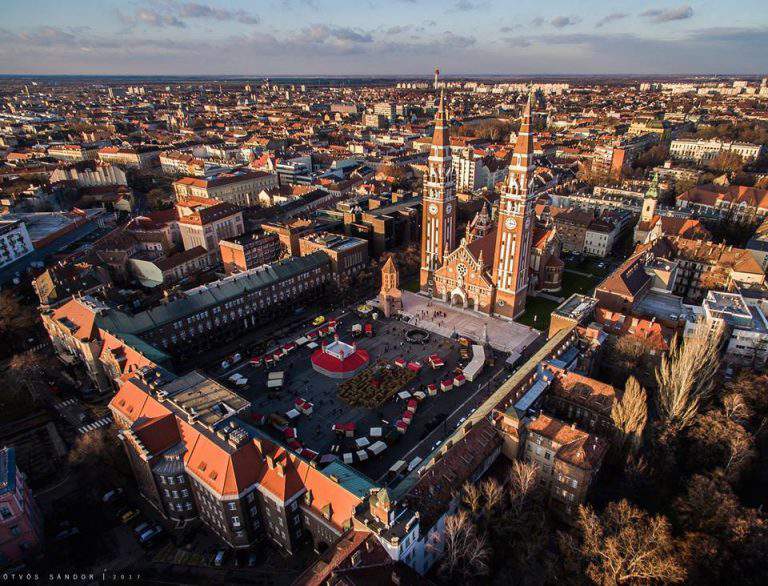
505,217 -> 517,230
428,203 -> 438,215
446,203 -> 453,215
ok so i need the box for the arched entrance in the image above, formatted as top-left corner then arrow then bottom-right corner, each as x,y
450,287 -> 468,309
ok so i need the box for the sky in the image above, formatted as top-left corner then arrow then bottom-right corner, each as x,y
0,0 -> 766,76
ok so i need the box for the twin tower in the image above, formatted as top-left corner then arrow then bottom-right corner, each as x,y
419,88 -> 538,319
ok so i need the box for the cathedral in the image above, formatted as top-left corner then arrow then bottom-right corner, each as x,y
419,89 -> 561,319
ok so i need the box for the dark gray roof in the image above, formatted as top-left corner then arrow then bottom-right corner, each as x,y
97,252 -> 329,334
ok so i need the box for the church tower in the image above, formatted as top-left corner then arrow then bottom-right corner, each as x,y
641,172 -> 660,224
379,256 -> 403,318
420,89 -> 457,292
492,91 -> 538,318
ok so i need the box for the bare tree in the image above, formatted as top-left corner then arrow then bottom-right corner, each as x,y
68,425 -> 131,489
560,500 -> 686,584
508,460 -> 540,513
655,321 -> 723,431
723,393 -> 752,425
439,510 -> 490,580
480,478 -> 504,515
611,376 -> 648,459
461,481 -> 483,517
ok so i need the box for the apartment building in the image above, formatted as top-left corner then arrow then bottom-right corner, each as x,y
47,143 -> 98,162
0,219 -> 34,269
521,414 -> 607,521
670,139 -> 764,164
98,145 -> 159,169
219,231 -> 282,274
176,198 -> 244,256
173,170 -> 279,207
43,254 -> 331,378
109,367 -> 366,554
676,184 -> 768,222
451,148 -> 507,192
0,447 -> 43,565
298,232 -> 368,282
685,290 -> 768,368
159,151 -> 206,176
553,208 -> 594,253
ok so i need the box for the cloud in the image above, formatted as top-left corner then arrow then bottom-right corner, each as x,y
640,5 -> 693,23
452,0 -> 489,11
550,15 -> 581,28
2,23 -> 765,76
177,2 -> 260,24
596,12 -> 628,27
118,1 -> 260,29
530,17 -> 545,27
302,25 -> 373,45
500,25 -> 520,33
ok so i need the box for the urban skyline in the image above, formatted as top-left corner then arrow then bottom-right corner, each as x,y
1,0 -> 767,75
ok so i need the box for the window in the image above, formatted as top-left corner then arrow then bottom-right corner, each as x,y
0,505 -> 12,520
232,516 -> 241,528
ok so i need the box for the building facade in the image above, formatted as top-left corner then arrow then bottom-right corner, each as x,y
422,91 -> 540,319
0,447 -> 43,566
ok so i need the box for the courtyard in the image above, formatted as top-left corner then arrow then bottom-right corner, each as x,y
209,309 -> 524,485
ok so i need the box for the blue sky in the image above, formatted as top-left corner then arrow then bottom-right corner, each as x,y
0,0 -> 766,75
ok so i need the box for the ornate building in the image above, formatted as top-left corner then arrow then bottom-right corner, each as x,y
419,90 -> 457,292
421,91 -> 543,318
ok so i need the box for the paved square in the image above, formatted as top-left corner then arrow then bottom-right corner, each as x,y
211,305 -> 537,486
390,290 -> 540,355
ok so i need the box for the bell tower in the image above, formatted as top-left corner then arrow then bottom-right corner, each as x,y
420,88 -> 457,292
379,257 -> 402,318
641,172 -> 660,224
492,90 -> 537,318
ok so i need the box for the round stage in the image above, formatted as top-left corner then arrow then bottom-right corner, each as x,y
405,329 -> 430,345
311,339 -> 370,379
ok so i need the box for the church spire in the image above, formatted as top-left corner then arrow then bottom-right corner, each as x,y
513,89 -> 535,163
431,88 -> 450,151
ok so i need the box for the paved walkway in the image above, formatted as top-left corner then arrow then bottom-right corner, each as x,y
386,291 -> 540,356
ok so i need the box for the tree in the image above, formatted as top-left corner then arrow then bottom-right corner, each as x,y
655,321 -> 723,431
601,334 -> 658,390
0,290 -> 40,350
68,425 -> 131,490
146,187 -> 171,210
560,500 -> 686,585
682,409 -> 756,482
634,144 -> 669,169
673,472 -> 741,536
725,371 -> 768,423
611,376 -> 648,459
479,477 -> 504,516
439,510 -> 490,580
507,460 -> 541,514
462,481 -> 483,517
709,151 -> 744,175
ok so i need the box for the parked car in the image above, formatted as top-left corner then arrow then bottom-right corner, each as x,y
138,525 -> 163,545
133,521 -> 151,536
213,550 -> 226,567
119,509 -> 139,524
102,488 -> 124,503
312,315 -> 326,326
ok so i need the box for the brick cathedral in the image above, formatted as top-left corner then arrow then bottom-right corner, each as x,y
420,90 -> 544,319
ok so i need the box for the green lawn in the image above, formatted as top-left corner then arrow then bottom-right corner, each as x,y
518,296 -> 558,331
560,271 -> 600,298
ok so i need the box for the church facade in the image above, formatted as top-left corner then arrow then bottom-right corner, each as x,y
420,90 -> 548,319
